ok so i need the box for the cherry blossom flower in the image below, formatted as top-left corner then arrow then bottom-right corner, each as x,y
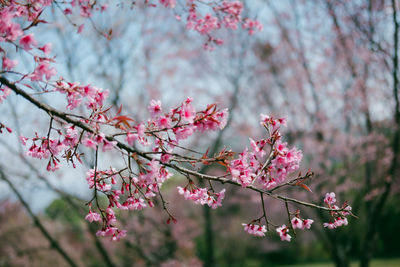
229,148 -> 255,187
334,217 -> 348,227
148,99 -> 163,118
63,125 -> 79,146
102,139 -> 117,152
276,225 -> 291,242
2,57 -> 18,70
323,222 -> 336,229
157,115 -> 172,129
19,34 -> 38,50
39,43 -> 52,55
180,97 -> 196,123
324,192 -> 336,205
177,185 -> 225,209
159,0 -> 176,8
174,126 -> 195,140
242,18 -> 263,35
126,131 -> 137,146
85,210 -> 101,222
30,61 -> 57,81
0,87 -> 11,103
77,24 -> 84,33
242,223 -> 267,237
19,136 -> 28,146
302,219 -> 314,230
160,153 -> 172,163
82,136 -> 98,149
96,227 -> 127,241
291,217 -> 304,230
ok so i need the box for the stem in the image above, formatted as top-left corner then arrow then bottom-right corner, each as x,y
260,192 -> 269,232
285,200 -> 295,237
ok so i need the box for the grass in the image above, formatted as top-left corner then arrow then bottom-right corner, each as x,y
280,258 -> 400,267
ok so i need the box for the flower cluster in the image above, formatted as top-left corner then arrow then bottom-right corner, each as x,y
64,0 -> 107,19
83,159 -> 174,239
177,183 -> 226,209
183,0 -> 262,50
0,2 -> 57,83
242,215 -> 313,241
291,216 -> 314,230
82,133 -> 117,152
55,81 -> 109,111
20,124 -> 82,170
30,59 -> 56,82
242,18 -> 263,35
242,223 -> 267,237
126,97 -> 228,153
229,115 -> 302,190
323,192 -> 352,229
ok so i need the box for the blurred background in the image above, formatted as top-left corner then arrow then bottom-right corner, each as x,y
1,0 -> 400,266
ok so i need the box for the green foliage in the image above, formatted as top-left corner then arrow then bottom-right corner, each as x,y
45,198 -> 85,239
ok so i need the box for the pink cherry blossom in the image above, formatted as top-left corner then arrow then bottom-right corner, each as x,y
0,87 -> 11,103
159,0 -> 176,8
102,139 -> 117,152
148,99 -> 163,118
302,219 -> 314,230
323,222 -> 337,229
160,153 -> 172,163
126,131 -> 137,146
174,126 -> 195,140
19,136 -> 28,146
2,57 -> 18,70
334,217 -> 348,227
180,97 -> 196,123
177,185 -> 225,209
242,223 -> 267,237
19,34 -> 38,50
85,210 -> 101,222
276,225 -> 291,242
39,43 -> 52,55
30,61 -> 57,81
77,24 -> 85,33
82,136 -> 98,149
157,115 -> 172,129
63,125 -> 79,146
291,217 -> 304,230
64,8 -> 72,15
242,18 -> 263,35
324,192 -> 336,205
